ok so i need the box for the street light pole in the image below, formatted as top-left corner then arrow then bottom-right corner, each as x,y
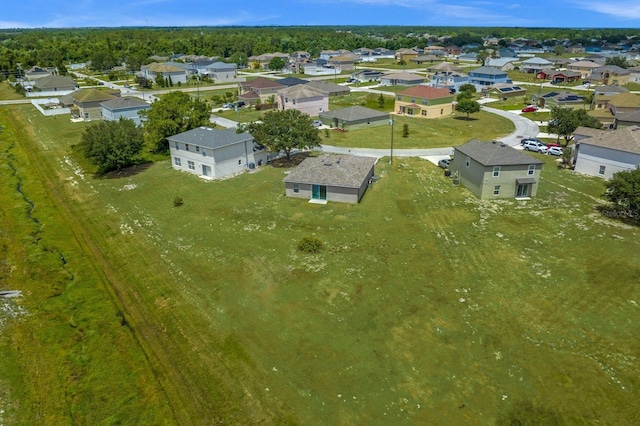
389,118 -> 394,165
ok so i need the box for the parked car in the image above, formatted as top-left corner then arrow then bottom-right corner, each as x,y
312,120 -> 322,127
222,103 -> 234,109
438,158 -> 451,169
546,142 -> 561,149
547,146 -> 563,156
522,140 -> 548,153
521,137 -> 543,145
521,105 -> 538,113
235,101 -> 246,108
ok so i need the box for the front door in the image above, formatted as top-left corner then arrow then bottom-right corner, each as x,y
516,183 -> 530,198
202,164 -> 211,177
312,184 -> 327,200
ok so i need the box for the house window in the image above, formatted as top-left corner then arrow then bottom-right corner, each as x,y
202,150 -> 206,157
422,99 -> 427,105
440,108 -> 444,115
293,183 -> 299,193
411,97 -> 416,103
188,161 -> 195,170
195,146 -> 200,152
599,165 -> 606,175
285,97 -> 288,103
185,144 -> 190,151
493,166 -> 500,177
421,110 -> 427,116
528,165 -> 535,175
238,159 -> 242,165
293,99 -> 296,105
397,95 -> 401,101
174,141 -> 179,150
174,157 -> 181,166
494,185 -> 501,195
466,156 -> 470,167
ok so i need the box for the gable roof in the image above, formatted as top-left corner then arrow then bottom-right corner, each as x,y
468,66 -> 507,76
521,57 -> 553,65
282,154 -> 376,188
277,84 -> 326,98
305,80 -> 350,95
615,110 -> 640,123
382,71 -> 425,81
71,88 -> 119,103
167,127 -> 253,150
34,75 -> 76,90
608,93 -> 640,108
455,140 -> 543,166
205,61 -> 236,70
319,106 -> 389,122
101,96 -> 150,110
277,77 -> 309,87
145,62 -> 186,73
398,85 -> 452,99
578,125 -> 640,154
568,60 -> 601,68
241,77 -> 285,90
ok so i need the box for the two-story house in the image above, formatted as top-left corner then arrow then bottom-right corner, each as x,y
394,86 -> 453,118
451,140 -> 544,199
467,66 -> 511,90
167,127 -> 268,180
276,84 -> 328,117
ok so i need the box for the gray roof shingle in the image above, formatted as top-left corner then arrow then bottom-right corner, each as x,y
167,127 -> 253,150
319,106 -> 389,122
283,154 -> 376,188
455,140 -> 543,166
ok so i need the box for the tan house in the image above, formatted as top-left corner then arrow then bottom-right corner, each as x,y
69,88 -> 120,121
276,84 -> 328,117
587,65 -> 630,86
238,77 -> 285,101
451,140 -> 544,200
394,86 -> 453,118
248,52 -> 289,70
567,60 -> 601,79
395,48 -> 419,62
327,55 -> 355,71
141,62 -> 188,84
607,93 -> 640,115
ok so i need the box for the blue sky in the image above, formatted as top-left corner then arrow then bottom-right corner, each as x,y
2,0 -> 640,29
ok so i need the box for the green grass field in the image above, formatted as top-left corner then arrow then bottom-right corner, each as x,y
0,104 -> 638,424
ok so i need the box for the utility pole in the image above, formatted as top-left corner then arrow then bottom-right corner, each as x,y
389,118 -> 394,165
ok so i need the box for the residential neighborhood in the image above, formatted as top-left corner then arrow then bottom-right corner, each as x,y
1,23 -> 640,426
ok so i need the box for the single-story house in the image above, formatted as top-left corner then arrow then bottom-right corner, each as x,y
429,71 -> 469,92
537,71 -> 582,83
239,77 -> 285,101
606,93 -> 640,115
167,127 -> 267,180
350,69 -> 384,82
485,58 -> 519,71
395,86 -> 454,118
101,97 -> 151,125
318,106 -> 389,130
69,88 -> 120,121
486,83 -> 526,99
380,72 -> 425,86
277,84 -> 328,117
410,55 -> 440,65
574,125 -> 640,179
614,110 -> 640,129
534,91 -> 585,109
34,75 -> 77,92
451,140 -> 544,200
283,154 -> 377,204
24,66 -> 56,80
141,62 -> 188,85
248,52 -> 289,69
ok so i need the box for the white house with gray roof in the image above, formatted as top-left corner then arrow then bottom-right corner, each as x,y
451,140 -> 544,200
167,127 -> 267,180
574,126 -> 640,179
283,154 -> 376,204
319,106 -> 389,130
101,97 -> 151,125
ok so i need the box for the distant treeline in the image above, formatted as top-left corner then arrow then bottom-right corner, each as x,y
1,26 -> 639,76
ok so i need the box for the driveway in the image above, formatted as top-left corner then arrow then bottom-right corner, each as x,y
481,105 -> 540,146
210,114 -> 240,129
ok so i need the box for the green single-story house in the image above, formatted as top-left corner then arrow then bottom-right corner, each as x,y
318,106 -> 389,130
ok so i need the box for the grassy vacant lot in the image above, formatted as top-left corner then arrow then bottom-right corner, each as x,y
2,104 -> 639,425
322,112 -> 515,149
0,82 -> 25,100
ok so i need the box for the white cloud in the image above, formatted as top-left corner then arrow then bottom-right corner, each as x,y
578,2 -> 640,20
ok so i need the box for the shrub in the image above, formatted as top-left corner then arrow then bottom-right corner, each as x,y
298,236 -> 322,253
173,196 -> 184,207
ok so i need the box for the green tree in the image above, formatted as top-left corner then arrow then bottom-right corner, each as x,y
458,83 -> 476,96
154,73 -> 166,88
229,52 -> 247,67
377,93 -> 385,109
268,57 -> 285,71
402,123 -> 409,138
78,118 -> 144,174
455,99 -> 481,119
561,145 -> 574,169
476,50 -> 489,65
605,167 -> 640,217
141,91 -> 210,153
548,107 -> 602,145
553,45 -> 565,56
605,56 -> 629,68
246,109 -> 321,159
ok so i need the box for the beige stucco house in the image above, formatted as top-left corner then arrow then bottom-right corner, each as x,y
451,140 -> 544,199
276,84 -> 328,117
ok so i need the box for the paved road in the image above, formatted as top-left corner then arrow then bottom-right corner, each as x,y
481,105 -> 540,146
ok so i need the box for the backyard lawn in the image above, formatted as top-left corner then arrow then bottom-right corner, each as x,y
1,104 -> 638,425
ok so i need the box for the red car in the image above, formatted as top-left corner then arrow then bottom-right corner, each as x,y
546,142 -> 561,149
521,106 -> 538,113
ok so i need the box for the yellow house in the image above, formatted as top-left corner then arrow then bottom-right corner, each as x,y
394,86 -> 454,118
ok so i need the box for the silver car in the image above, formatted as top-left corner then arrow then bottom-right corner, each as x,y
547,146 -> 563,156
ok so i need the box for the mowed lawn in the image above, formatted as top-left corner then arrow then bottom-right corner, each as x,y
4,105 -> 640,424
